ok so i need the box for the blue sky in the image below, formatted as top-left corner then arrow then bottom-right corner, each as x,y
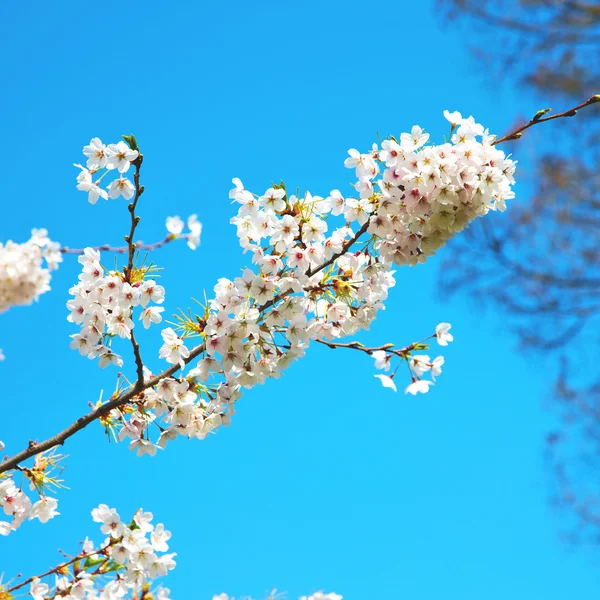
1,1 -> 597,598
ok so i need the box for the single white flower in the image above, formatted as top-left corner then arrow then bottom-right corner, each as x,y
140,306 -> 164,329
30,578 -> 49,600
29,497 -> 59,524
405,380 -> 434,395
374,374 -> 397,392
166,216 -> 184,235
371,350 -> 391,371
436,322 -> 454,346
431,356 -> 444,380
82,137 -> 108,170
106,141 -> 139,173
443,110 -> 463,128
108,177 -> 135,200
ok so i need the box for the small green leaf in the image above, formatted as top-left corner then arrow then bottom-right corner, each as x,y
83,556 -> 106,568
122,134 -> 139,151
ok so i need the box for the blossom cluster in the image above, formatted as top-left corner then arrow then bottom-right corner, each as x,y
104,112 -> 506,455
0,228 -> 62,314
75,138 -> 139,204
0,450 -> 67,536
113,180 -> 399,453
62,114 -> 503,458
0,478 -> 59,536
67,248 -> 165,366
20,505 -> 174,600
352,110 -> 516,266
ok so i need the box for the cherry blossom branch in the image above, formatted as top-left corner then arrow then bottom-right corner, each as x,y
315,338 -> 419,358
493,94 -> 600,145
130,329 -> 145,385
258,220 -> 372,314
124,154 -> 146,385
60,234 -> 184,255
3,506 -> 175,598
0,221 -> 373,475
0,342 -> 207,475
124,156 -> 144,281
7,542 -> 114,593
307,220 -> 371,278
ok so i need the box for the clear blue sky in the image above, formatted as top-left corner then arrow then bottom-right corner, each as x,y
1,1 -> 597,598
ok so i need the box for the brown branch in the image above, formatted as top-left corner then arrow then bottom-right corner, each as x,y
123,156 -> 147,386
0,342 -> 207,476
124,155 -> 145,282
315,338 -> 417,358
493,94 -> 600,145
307,220 -> 371,278
1,220 -> 375,476
258,220 -> 372,314
129,330 -> 145,386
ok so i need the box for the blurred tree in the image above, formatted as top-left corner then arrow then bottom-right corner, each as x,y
437,0 -> 600,544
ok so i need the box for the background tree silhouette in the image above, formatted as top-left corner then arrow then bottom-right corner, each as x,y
437,0 -> 600,545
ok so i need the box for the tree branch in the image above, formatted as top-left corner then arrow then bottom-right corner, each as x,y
60,234 -> 186,255
0,342 -> 207,475
315,338 -> 416,358
0,220 -> 374,476
258,220 -> 372,314
123,156 -> 147,386
124,156 -> 145,282
493,94 -> 600,145
7,541 -> 115,594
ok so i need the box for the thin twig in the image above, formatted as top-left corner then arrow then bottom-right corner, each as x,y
493,95 -> 600,145
8,541 -> 115,593
258,220 -> 371,314
124,156 -> 146,385
124,156 -> 145,282
316,338 -> 415,358
308,220 -> 371,278
60,235 -> 185,255
129,330 -> 145,385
